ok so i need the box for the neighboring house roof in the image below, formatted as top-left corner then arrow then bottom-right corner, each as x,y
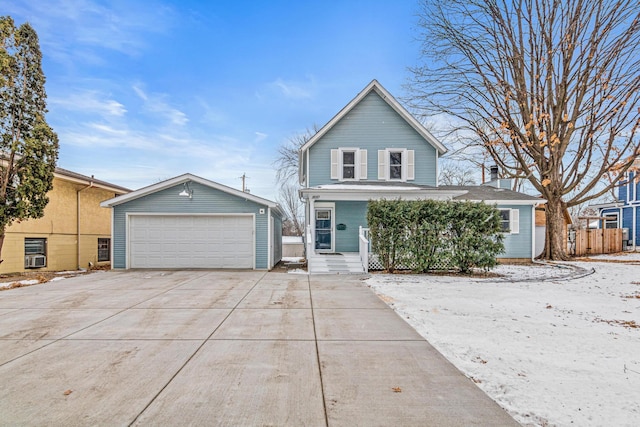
100,173 -> 283,215
299,79 -> 448,157
55,167 -> 130,194
440,185 -> 545,205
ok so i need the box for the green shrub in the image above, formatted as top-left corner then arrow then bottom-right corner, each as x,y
367,199 -> 504,273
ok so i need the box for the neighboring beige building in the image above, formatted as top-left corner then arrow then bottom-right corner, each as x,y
1,168 -> 129,274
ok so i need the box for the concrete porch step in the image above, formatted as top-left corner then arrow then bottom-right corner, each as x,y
308,253 -> 365,274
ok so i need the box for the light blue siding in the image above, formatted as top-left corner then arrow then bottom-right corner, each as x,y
273,213 -> 282,264
308,91 -> 438,187
498,205 -> 533,259
334,201 -> 369,252
112,181 -> 273,269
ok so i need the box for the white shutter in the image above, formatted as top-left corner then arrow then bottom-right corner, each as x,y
359,149 -> 367,180
407,150 -> 415,181
510,209 -> 520,234
330,149 -> 339,180
378,150 -> 387,180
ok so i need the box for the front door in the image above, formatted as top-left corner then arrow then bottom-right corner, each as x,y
315,208 -> 333,252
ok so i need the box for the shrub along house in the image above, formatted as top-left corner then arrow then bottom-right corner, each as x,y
100,174 -> 283,270
0,168 -> 130,274
298,80 -> 544,273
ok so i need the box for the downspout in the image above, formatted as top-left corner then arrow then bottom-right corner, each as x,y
77,179 -> 94,270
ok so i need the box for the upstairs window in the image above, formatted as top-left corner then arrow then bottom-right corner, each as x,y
378,149 -> 415,181
330,148 -> 367,181
342,151 -> 356,179
389,151 -> 403,180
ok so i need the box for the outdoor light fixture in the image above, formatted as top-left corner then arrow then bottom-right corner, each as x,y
179,182 -> 193,199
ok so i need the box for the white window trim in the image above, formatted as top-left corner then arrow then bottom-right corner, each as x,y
331,148 -> 367,181
378,149 -> 415,182
499,208 -> 520,234
604,212 -> 619,229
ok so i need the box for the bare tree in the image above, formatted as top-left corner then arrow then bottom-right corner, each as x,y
277,182 -> 304,236
274,125 -> 319,186
438,161 -> 477,185
409,0 -> 640,259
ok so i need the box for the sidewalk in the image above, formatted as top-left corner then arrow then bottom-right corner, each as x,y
0,270 -> 517,426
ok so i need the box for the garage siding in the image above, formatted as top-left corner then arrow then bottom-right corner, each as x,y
112,181 -> 270,269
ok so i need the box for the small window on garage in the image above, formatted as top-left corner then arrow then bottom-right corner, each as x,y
24,238 -> 47,268
98,238 -> 111,262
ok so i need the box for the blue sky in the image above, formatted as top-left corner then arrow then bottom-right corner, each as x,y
6,0 -> 422,200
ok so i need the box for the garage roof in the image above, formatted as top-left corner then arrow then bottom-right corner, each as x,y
100,173 -> 282,214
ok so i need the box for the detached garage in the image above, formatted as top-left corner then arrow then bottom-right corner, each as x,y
101,174 -> 283,270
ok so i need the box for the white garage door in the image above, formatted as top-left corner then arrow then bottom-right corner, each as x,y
129,215 -> 254,269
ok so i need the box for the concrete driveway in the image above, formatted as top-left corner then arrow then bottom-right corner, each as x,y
0,271 -> 517,426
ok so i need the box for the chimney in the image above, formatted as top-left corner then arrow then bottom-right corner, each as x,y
490,165 -> 499,181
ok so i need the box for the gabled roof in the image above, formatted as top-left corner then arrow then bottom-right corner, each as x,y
55,167 -> 130,194
100,173 -> 282,214
299,79 -> 448,155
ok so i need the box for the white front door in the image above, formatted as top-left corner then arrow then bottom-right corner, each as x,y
315,208 -> 334,252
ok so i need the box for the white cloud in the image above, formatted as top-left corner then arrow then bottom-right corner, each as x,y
6,0 -> 175,62
50,90 -> 127,117
254,132 -> 268,143
268,77 -> 317,100
132,84 -> 189,127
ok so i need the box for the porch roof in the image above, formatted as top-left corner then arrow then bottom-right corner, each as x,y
300,182 -> 465,201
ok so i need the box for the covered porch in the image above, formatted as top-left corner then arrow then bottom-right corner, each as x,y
300,183 -> 463,274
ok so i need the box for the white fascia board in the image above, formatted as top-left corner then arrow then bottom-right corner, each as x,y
468,199 -> 546,206
300,188 -> 465,201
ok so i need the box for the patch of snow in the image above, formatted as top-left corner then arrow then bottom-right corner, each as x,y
366,257 -> 640,427
0,279 -> 40,289
282,257 -> 305,263
287,269 -> 308,275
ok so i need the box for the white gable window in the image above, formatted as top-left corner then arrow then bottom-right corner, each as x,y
499,209 -> 520,234
378,149 -> 415,181
331,148 -> 367,181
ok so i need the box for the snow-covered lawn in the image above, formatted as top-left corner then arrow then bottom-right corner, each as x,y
367,255 -> 640,427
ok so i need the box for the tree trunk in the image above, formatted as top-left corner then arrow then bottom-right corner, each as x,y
541,198 -> 569,260
0,228 -> 5,264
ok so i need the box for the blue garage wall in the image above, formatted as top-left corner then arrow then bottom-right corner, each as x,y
112,181 -> 273,269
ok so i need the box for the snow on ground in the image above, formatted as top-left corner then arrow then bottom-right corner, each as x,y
367,256 -> 640,427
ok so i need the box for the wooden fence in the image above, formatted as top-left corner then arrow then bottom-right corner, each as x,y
570,228 -> 623,256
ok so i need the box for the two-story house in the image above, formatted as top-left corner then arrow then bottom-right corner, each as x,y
299,80 -> 543,273
593,162 -> 640,250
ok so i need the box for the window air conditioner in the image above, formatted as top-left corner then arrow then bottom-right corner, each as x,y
24,255 -> 46,268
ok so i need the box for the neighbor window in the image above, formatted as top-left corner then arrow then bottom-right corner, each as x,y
25,238 -> 46,256
98,238 -> 111,262
24,238 -> 47,269
342,151 -> 356,179
604,213 -> 618,229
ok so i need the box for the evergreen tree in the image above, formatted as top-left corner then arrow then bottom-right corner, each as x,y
0,16 -> 58,264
